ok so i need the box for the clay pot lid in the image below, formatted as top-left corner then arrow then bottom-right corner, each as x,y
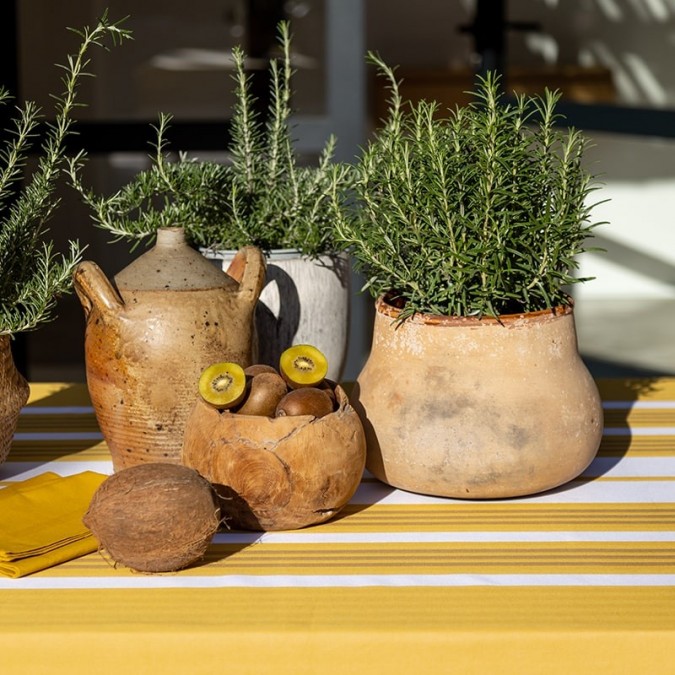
114,227 -> 238,292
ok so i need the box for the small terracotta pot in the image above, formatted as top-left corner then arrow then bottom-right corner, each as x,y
353,295 -> 603,499
0,335 -> 29,465
181,385 -> 366,531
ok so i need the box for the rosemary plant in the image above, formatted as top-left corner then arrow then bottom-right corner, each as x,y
331,55 -> 603,319
72,21 -> 351,257
0,14 -> 130,335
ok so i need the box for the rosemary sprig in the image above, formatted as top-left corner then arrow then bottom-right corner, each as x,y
0,12 -> 131,335
331,54 -> 605,319
73,21 -> 352,257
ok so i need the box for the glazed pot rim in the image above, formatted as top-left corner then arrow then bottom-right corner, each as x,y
376,294 -> 573,326
200,247 -> 342,261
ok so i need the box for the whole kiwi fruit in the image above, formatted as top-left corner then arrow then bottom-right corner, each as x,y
275,387 -> 334,419
244,364 -> 279,377
237,372 -> 289,417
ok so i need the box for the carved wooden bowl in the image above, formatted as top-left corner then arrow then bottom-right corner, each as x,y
181,385 -> 366,531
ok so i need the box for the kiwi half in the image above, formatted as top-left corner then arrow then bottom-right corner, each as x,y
275,387 -> 334,419
279,344 -> 328,389
198,362 -> 247,409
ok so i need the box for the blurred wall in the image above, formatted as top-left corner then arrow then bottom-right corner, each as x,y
14,0 -> 675,379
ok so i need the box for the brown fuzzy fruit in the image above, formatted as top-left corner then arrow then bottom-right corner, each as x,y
244,364 -> 279,377
275,387 -> 334,419
83,463 -> 220,573
317,379 -> 337,405
237,372 -> 289,417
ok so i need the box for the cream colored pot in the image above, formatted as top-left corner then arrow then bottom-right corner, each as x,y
203,248 -> 350,381
353,296 -> 603,499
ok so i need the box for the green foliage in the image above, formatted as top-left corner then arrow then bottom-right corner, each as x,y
73,21 -> 352,256
0,13 -> 130,335
331,54 -> 604,319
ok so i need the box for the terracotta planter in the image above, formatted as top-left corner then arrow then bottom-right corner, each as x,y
203,249 -> 350,381
0,336 -> 29,465
353,296 -> 603,499
73,228 -> 266,471
182,385 -> 366,531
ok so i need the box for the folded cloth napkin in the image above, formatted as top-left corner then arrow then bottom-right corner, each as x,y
0,471 -> 108,578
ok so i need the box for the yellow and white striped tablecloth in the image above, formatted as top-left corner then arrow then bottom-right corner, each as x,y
1,380 -> 675,675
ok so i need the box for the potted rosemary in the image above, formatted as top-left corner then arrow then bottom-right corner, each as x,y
330,55 -> 605,499
70,21 -> 353,380
0,15 -> 130,464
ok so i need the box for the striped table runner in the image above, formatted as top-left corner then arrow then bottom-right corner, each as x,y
1,380 -> 674,675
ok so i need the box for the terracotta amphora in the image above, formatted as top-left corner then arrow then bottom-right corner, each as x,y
0,336 -> 29,465
353,295 -> 604,499
73,227 -> 265,471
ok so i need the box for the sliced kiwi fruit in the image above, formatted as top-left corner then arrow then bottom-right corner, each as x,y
198,362 -> 247,410
275,387 -> 334,419
237,372 -> 289,417
279,344 -> 328,389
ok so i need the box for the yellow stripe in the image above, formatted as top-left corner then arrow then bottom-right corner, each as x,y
604,408 -> 675,426
597,377 -> 675,401
599,435 -> 675,456
324,503 -> 675,531
21,379 -> 675,407
22,378 -> 675,407
16,415 -> 100,433
3,586 -> 675,675
25,382 -> 90,405
36,540 -> 675,578
6,440 -> 110,462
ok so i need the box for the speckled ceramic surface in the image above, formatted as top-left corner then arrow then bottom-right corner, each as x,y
74,228 -> 265,470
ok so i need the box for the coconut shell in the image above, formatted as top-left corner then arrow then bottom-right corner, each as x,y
181,384 -> 366,531
83,463 -> 220,573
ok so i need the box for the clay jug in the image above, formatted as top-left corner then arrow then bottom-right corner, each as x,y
73,227 -> 265,471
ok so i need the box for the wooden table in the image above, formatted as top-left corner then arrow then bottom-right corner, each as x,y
1,380 -> 674,674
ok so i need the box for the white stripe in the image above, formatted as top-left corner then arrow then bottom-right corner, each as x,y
20,406 -> 95,415
352,480 -> 675,504
9,428 -> 675,441
603,426 -> 675,435
3,461 -> 675,503
583,456 -> 675,477
12,432 -> 104,441
603,401 -> 675,409
3,573 -> 675,590
214,531 -> 675,545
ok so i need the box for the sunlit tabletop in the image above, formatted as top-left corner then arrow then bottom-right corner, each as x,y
1,380 -> 674,675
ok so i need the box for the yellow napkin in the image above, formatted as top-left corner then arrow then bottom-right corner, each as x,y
0,471 -> 108,578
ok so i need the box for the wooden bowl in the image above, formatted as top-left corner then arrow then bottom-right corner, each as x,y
181,385 -> 366,531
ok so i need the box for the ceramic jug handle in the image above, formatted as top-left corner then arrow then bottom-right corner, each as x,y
226,246 -> 266,304
73,261 -> 125,319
